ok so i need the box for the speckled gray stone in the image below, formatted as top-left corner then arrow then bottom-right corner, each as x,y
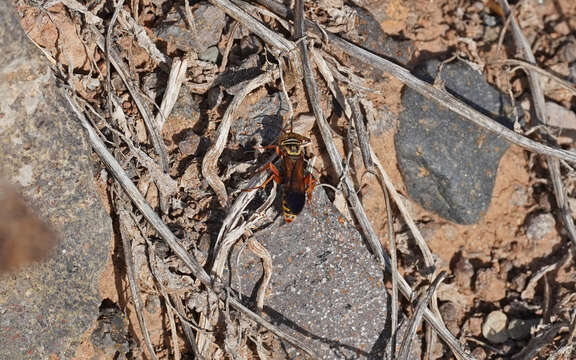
395,60 -> 515,224
231,92 -> 287,147
0,3 -> 111,359
155,3 -> 226,54
235,189 -> 388,359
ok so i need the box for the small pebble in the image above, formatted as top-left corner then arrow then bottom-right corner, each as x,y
472,1 -> 484,11
471,347 -> 487,360
499,259 -> 513,279
483,14 -> 498,27
454,256 -> 474,289
439,302 -> 460,335
525,213 -> 556,241
178,133 -> 201,155
198,46 -> 220,63
509,185 -> 529,207
482,310 -> 509,344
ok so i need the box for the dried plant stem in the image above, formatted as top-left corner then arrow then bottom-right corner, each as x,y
105,0 -> 124,120
499,0 -> 576,249
511,323 -> 565,360
219,21 -> 239,72
154,57 -> 188,129
247,238 -> 273,312
66,92 -> 319,359
197,179 -> 276,354
492,59 -> 576,96
208,0 -> 292,55
170,294 -> 204,360
118,208 -> 159,360
202,70 -> 279,207
349,96 -> 374,172
184,0 -> 197,34
91,25 -> 169,172
130,0 -> 138,23
165,293 -> 181,360
384,183 -> 399,359
397,272 -> 447,360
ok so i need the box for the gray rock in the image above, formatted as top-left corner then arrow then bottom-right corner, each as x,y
344,5 -> 414,78
198,45 -> 220,63
0,3 -> 111,359
156,3 -> 226,54
507,318 -> 537,340
235,189 -> 388,359
231,92 -> 288,147
395,60 -> 515,224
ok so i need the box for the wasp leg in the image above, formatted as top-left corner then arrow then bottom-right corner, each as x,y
242,162 -> 282,192
304,174 -> 316,204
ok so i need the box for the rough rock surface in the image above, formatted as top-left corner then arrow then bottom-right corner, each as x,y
155,3 -> 226,56
235,189 -> 388,359
344,5 -> 414,77
395,59 -> 515,224
231,92 -> 287,147
0,3 -> 111,359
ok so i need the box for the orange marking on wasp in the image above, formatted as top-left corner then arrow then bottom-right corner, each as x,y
243,127 -> 316,223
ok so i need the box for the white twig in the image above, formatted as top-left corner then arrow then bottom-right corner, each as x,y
154,57 -> 188,129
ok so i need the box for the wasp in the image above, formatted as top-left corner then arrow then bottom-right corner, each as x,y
244,130 -> 316,223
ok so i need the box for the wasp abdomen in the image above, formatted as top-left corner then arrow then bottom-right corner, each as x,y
282,191 -> 306,223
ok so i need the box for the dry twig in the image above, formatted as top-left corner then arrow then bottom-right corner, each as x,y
154,57 -> 188,129
492,59 -> 576,96
397,272 -> 447,360
170,293 -> 204,360
91,25 -> 170,172
117,207 -> 159,360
